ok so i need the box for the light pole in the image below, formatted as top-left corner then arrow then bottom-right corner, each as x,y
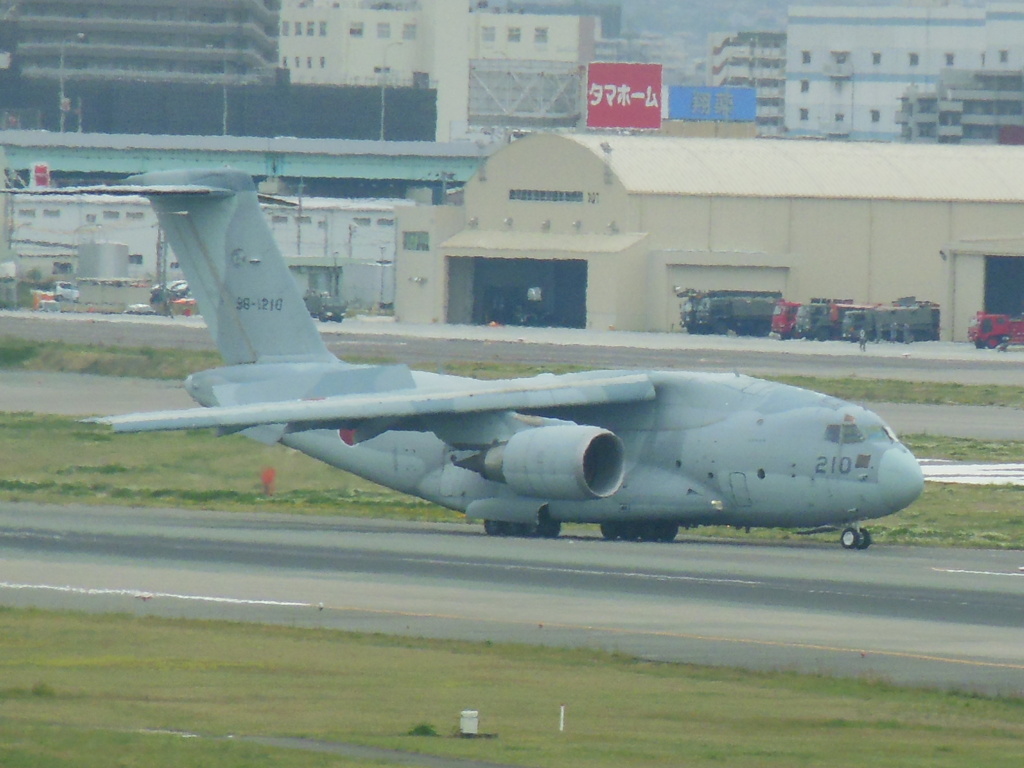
58,33 -> 85,133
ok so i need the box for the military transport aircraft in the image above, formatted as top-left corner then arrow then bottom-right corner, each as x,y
78,168 -> 923,549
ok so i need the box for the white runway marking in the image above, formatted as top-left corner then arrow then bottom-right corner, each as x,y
931,568 -> 1024,578
0,581 -> 314,608
919,459 -> 1024,486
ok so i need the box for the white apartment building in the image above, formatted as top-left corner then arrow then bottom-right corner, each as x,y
707,31 -> 786,136
278,0 -> 598,139
785,2 -> 1024,141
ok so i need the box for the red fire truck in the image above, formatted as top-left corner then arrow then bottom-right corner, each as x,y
968,312 -> 1024,348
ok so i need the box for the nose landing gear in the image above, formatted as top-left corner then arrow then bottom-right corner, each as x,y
840,526 -> 872,550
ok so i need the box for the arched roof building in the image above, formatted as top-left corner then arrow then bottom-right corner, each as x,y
395,133 -> 1024,340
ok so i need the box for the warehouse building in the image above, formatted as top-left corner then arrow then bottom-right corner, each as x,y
394,133 -> 1024,341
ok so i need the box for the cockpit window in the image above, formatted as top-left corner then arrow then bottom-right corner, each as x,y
825,423 -> 866,444
862,424 -> 896,443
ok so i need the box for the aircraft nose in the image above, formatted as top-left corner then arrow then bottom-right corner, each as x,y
878,446 -> 924,512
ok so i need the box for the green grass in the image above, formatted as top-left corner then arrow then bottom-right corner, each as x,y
1,608 -> 1022,768
0,413 -> 1023,548
2,335 -> 1023,405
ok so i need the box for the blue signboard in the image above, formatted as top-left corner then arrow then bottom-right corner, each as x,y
668,86 -> 757,122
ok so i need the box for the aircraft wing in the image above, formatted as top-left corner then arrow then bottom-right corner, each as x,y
89,372 -> 656,434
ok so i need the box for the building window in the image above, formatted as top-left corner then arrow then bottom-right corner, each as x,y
482,26 -> 495,43
307,21 -> 315,36
833,51 -> 847,64
800,79 -> 809,93
294,21 -> 302,36
272,215 -> 288,224
43,209 -> 60,218
1000,49 -> 1009,64
403,23 -> 416,40
306,57 -> 313,68
294,57 -> 300,67
128,254 -> 143,266
102,210 -> 120,220
377,218 -> 394,227
86,214 -> 96,223
508,27 -> 521,43
834,112 -> 845,123
354,217 -> 372,226
909,52 -> 919,66
801,50 -> 811,64
378,22 -> 391,39
320,56 -> 326,68
871,109 -> 880,123
799,108 -> 809,121
945,53 -> 954,66
350,21 -> 363,37
535,27 -> 548,44
126,211 -> 144,220
509,189 -> 584,203
282,56 -> 288,67
872,51 -> 881,65
17,208 -> 36,218
320,21 -> 327,36
403,231 -> 430,251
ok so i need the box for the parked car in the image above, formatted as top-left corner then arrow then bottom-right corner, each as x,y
123,303 -> 158,315
54,281 -> 80,302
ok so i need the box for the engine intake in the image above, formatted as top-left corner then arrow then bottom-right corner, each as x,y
479,425 -> 625,500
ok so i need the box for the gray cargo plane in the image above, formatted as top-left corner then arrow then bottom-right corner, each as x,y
82,168 -> 923,549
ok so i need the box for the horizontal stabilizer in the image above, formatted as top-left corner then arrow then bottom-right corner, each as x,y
88,372 -> 656,434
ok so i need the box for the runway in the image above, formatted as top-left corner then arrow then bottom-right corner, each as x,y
1,503 -> 1022,696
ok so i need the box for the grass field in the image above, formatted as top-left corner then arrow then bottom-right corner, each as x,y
2,609 -> 1023,768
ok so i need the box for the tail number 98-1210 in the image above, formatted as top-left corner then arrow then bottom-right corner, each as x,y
236,297 -> 284,312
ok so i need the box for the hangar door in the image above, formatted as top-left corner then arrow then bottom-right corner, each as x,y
984,256 -> 1024,315
447,257 -> 587,328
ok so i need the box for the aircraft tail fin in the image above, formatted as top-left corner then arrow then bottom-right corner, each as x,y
127,168 -> 334,366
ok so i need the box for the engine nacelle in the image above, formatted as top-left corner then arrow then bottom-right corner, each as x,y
481,425 -> 625,500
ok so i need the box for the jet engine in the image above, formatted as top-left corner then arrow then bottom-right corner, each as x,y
477,425 -> 625,500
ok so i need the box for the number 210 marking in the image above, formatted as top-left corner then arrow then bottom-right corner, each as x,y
815,456 -> 852,475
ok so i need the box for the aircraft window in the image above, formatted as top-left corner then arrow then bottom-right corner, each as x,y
840,424 -> 864,443
862,424 -> 895,443
824,425 -> 841,443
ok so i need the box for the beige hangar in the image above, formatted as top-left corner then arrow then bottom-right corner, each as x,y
394,133 -> 1024,340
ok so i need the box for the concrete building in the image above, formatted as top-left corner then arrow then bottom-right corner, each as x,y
8,190 -> 411,308
1,0 -> 278,86
707,31 -> 786,136
278,0 -> 599,140
785,2 -> 1024,141
898,69 -> 1024,144
393,133 -> 1024,341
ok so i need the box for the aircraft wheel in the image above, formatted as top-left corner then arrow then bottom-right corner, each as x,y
840,527 -> 862,550
653,522 -> 679,542
536,517 -> 561,539
600,522 -> 622,541
856,529 -> 873,550
483,519 -> 506,537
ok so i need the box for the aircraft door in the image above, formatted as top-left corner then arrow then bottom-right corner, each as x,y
728,472 -> 752,507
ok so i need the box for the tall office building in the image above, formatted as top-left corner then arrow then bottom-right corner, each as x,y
707,30 -> 786,136
0,0 -> 279,87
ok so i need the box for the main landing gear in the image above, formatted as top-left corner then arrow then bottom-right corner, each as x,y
840,526 -> 873,550
600,521 -> 679,543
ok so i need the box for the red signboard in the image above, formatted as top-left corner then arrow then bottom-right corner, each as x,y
586,62 -> 663,130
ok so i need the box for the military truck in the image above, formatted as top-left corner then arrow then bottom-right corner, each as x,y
303,289 -> 348,323
793,298 -> 856,341
841,299 -> 940,343
679,289 -> 782,336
